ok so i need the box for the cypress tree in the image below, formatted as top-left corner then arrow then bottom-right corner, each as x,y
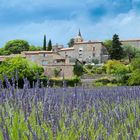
110,34 -> 123,60
47,40 -> 52,51
43,35 -> 46,50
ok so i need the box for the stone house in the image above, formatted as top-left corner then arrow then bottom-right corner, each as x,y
121,39 -> 140,49
58,31 -> 108,64
21,51 -> 74,78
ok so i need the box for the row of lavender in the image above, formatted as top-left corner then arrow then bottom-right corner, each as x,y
0,79 -> 140,139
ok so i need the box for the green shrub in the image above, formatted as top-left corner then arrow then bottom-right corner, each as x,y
54,69 -> 61,77
94,77 -> 118,86
127,70 -> 140,86
85,64 -> 93,69
104,60 -> 128,75
94,82 -> 104,87
73,61 -> 83,76
40,76 -> 81,87
91,66 -> 104,74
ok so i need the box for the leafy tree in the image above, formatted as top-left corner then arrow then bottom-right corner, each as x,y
127,58 -> 140,85
43,35 -> 47,50
47,39 -> 52,51
104,60 -> 129,84
0,48 -> 11,55
73,60 -> 83,76
103,40 -> 112,57
0,56 -> 44,81
4,40 -> 30,54
104,60 -> 127,75
110,34 -> 124,60
122,45 -> 140,62
129,58 -> 140,70
29,45 -> 42,51
68,38 -> 75,48
128,69 -> 140,85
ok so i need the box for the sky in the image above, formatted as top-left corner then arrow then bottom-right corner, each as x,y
0,0 -> 140,47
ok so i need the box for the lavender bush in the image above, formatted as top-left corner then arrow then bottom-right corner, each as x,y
0,78 -> 140,139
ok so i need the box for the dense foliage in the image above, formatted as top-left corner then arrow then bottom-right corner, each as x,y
29,45 -> 42,51
73,60 -> 84,76
103,40 -> 112,56
104,60 -> 128,75
0,81 -> 140,139
68,38 -> 75,48
0,56 -> 44,83
47,40 -> 52,51
128,58 -> 140,85
122,45 -> 138,62
43,35 -> 47,50
4,40 -> 30,54
0,48 -> 11,55
110,34 -> 123,60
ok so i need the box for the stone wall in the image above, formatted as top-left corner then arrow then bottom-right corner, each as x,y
59,42 -> 108,64
121,40 -> 140,49
43,65 -> 74,78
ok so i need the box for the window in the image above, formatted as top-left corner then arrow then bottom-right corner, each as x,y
42,60 -> 48,66
93,47 -> 95,51
79,47 -> 83,52
79,54 -> 82,58
31,55 -> 36,61
93,53 -> 95,57
43,54 -> 47,57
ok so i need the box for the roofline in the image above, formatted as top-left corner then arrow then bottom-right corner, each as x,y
74,41 -> 102,45
39,51 -> 53,54
121,39 -> 140,42
23,51 -> 54,55
59,48 -> 75,51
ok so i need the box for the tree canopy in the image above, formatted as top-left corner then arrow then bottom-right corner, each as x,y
29,45 -> 42,51
4,40 -> 30,54
122,44 -> 140,62
103,40 -> 112,56
43,35 -> 47,50
0,48 -> 11,55
110,34 -> 124,60
128,58 -> 140,85
73,60 -> 83,76
0,56 -> 44,81
47,40 -> 52,51
68,38 -> 75,48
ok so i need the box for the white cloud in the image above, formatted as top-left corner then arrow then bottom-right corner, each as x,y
0,0 -> 140,47
1,9 -> 140,47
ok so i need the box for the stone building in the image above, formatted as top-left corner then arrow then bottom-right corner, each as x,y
21,51 -> 74,78
0,31 -> 110,78
121,39 -> 140,49
58,30 -> 108,64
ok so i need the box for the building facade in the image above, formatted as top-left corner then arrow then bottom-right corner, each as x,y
58,31 -> 108,64
0,31 -> 109,78
121,39 -> 140,49
21,51 -> 74,78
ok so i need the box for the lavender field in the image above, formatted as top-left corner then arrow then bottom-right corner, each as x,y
0,80 -> 140,140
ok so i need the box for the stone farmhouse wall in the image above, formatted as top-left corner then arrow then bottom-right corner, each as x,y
121,40 -> 140,49
43,65 -> 74,78
58,42 -> 108,64
22,51 -> 74,78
